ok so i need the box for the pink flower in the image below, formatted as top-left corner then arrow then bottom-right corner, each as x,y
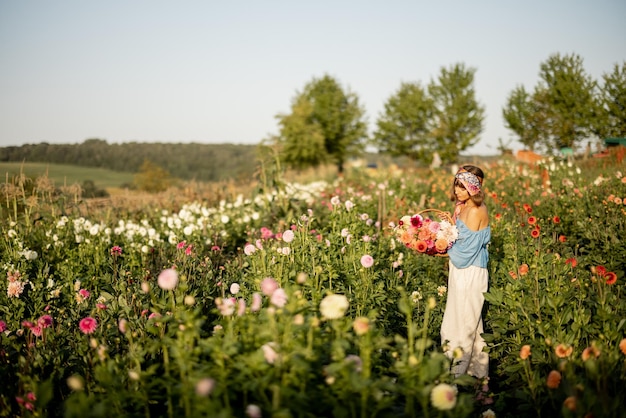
185,244 -> 193,256
270,288 -> 288,308
78,289 -> 90,299
0,320 -> 6,332
110,246 -> 122,256
38,315 -> 53,328
237,299 -> 246,316
360,254 -> 374,268
79,317 -> 98,334
260,277 -> 279,296
31,325 -> 43,337
176,241 -> 186,250
250,293 -> 262,312
261,342 -> 279,364
195,377 -> 216,397
157,268 -> 179,290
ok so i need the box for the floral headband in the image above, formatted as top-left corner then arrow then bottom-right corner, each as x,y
455,169 -> 482,196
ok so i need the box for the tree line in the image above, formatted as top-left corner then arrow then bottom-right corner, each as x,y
0,140 -> 259,183
270,52 -> 625,172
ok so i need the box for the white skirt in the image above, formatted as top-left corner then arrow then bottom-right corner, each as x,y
440,263 -> 489,378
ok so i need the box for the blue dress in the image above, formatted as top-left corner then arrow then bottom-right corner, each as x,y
447,219 -> 491,269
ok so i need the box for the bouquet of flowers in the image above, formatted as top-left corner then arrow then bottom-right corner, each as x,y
394,210 -> 458,256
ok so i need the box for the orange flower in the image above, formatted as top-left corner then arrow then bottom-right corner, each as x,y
415,240 -> 428,253
552,216 -> 561,224
546,370 -> 562,389
555,344 -> 573,358
523,203 -> 532,213
518,264 -> 529,276
558,235 -> 567,243
531,228 -> 540,239
563,396 -> 577,412
520,344 -> 531,360
605,271 -> 617,285
508,270 -> 518,279
619,338 -> 626,355
435,238 -> 448,252
581,346 -> 600,361
495,213 -> 502,220
527,216 -> 537,225
565,258 -> 577,268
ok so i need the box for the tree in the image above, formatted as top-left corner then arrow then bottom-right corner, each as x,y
275,96 -> 327,170
276,75 -> 368,173
133,160 -> 172,193
428,63 -> 485,163
538,53 -> 598,150
502,85 -> 549,151
373,82 -> 435,164
595,61 -> 626,139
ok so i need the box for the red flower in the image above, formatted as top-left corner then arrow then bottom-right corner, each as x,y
558,235 -> 567,243
605,271 -> 618,285
565,258 -> 577,268
594,265 -> 607,277
523,203 -> 532,214
531,228 -> 540,239
527,216 -> 537,225
552,216 -> 561,224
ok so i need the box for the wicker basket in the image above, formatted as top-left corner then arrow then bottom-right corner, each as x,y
415,209 -> 454,257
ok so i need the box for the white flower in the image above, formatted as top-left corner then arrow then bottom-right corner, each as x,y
157,268 -> 179,290
244,244 -> 256,256
282,229 -> 295,243
431,383 -> 457,410
345,200 -> 354,211
230,283 -> 241,294
330,196 -> 341,206
319,294 -> 349,319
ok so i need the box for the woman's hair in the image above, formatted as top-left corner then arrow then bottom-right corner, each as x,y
450,165 -> 485,206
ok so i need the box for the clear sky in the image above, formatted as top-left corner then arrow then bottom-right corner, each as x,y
1,0 -> 625,155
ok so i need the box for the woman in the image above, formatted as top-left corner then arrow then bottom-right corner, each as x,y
441,165 -> 490,378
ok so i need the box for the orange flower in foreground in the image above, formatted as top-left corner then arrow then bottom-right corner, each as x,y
435,239 -> 448,252
619,338 -> 626,355
523,203 -> 532,213
546,370 -> 562,389
415,240 -> 428,253
520,344 -> 531,360
518,264 -> 529,276
552,216 -> 561,224
581,346 -> 601,361
527,216 -> 537,225
563,396 -> 577,412
605,271 -> 617,285
555,343 -> 573,358
559,235 -> 567,243
531,228 -> 540,239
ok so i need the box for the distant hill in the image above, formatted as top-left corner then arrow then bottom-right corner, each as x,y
0,139 -> 260,183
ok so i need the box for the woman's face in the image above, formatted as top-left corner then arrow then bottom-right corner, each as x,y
454,184 -> 470,202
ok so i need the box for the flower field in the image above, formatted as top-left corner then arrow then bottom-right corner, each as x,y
1,154 -> 625,418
